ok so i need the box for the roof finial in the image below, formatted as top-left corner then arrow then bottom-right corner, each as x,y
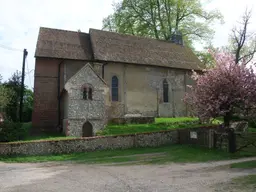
170,30 -> 183,46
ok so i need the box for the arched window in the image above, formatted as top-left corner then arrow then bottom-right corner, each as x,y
82,84 -> 93,100
163,79 -> 169,103
112,76 -> 118,101
88,87 -> 93,100
83,88 -> 87,100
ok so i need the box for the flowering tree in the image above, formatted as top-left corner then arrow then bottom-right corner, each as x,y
184,52 -> 256,128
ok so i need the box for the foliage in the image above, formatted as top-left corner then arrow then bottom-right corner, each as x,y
0,85 -> 14,111
184,52 -> 256,127
195,50 -> 215,69
0,74 -> 13,110
2,71 -> 33,122
0,122 -> 73,143
1,144 -> 255,164
3,71 -> 22,122
248,121 -> 256,128
0,119 -> 27,142
231,115 -> 256,129
195,44 -> 217,69
22,89 -> 33,122
102,0 -> 223,48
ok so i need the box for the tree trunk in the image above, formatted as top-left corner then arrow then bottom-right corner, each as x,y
224,112 -> 232,129
224,112 -> 237,153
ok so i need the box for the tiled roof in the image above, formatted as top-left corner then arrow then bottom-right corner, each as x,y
35,27 -> 92,60
35,27 -> 203,70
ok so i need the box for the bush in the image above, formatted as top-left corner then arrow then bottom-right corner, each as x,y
0,120 -> 28,142
230,115 -> 256,128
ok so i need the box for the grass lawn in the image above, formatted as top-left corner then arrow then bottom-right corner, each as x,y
217,159 -> 256,191
226,175 -> 256,191
97,123 -> 212,136
1,117 -> 215,143
230,160 -> 256,169
5,117 -> 255,142
16,135 -> 76,143
96,117 -> 218,136
13,122 -> 73,143
155,117 -> 199,123
4,117 -> 221,142
215,174 -> 256,191
232,175 -> 256,185
0,144 -> 255,164
249,127 -> 256,132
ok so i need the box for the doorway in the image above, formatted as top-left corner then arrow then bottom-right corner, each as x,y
82,121 -> 93,137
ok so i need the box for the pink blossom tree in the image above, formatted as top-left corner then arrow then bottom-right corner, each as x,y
184,51 -> 256,128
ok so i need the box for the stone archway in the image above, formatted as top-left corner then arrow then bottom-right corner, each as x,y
82,121 -> 93,137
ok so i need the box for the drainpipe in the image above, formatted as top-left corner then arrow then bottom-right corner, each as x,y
102,63 -> 105,79
57,60 -> 65,132
102,62 -> 107,79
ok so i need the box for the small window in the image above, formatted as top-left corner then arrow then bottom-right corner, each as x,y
112,76 -> 118,101
163,79 -> 169,103
83,88 -> 87,100
88,88 -> 93,100
82,86 -> 93,100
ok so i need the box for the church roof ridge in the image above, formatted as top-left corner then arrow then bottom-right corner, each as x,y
35,26 -> 203,70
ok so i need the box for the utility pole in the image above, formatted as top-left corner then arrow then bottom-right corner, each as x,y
19,49 -> 28,122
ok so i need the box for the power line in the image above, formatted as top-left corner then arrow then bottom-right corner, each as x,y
25,69 -> 34,75
25,58 -> 32,88
0,44 -> 23,52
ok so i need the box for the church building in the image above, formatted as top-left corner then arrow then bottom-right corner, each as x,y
32,27 -> 202,136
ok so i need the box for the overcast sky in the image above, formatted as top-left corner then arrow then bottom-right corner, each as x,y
0,0 -> 255,89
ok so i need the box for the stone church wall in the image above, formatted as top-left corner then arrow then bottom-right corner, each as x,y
61,61 -> 194,122
104,63 -> 194,118
63,60 -> 86,84
64,64 -> 109,137
103,63 -> 126,118
33,57 -> 194,133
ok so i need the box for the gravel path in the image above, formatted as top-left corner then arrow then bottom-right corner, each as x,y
0,157 -> 255,192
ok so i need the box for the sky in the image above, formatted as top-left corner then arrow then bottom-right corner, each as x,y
0,0 -> 255,89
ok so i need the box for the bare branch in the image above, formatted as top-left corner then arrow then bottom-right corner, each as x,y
230,8 -> 255,64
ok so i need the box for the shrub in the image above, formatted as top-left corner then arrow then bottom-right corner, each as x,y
0,120 -> 28,142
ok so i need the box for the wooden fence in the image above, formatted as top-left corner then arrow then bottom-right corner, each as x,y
177,127 -> 216,148
177,127 -> 256,153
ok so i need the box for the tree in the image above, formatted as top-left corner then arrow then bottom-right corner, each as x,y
0,74 -> 14,113
196,50 -> 215,69
102,0 -> 223,48
195,45 -> 232,69
228,8 -> 256,65
184,51 -> 256,128
195,44 -> 217,69
3,71 -> 22,122
3,71 -> 33,122
0,85 -> 14,111
22,88 -> 33,122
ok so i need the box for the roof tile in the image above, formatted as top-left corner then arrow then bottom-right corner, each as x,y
35,27 -> 203,70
